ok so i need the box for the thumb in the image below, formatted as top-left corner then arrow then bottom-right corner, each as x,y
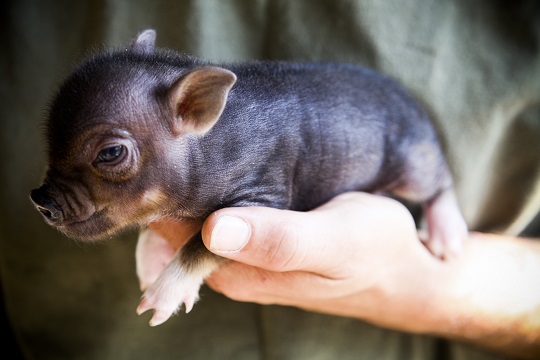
201,206 -> 336,274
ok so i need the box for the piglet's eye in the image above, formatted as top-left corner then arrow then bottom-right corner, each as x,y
95,145 -> 126,164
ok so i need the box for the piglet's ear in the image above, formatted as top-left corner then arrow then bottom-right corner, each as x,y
169,67 -> 237,135
130,29 -> 156,53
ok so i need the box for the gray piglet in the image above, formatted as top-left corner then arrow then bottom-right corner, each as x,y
30,29 -> 467,326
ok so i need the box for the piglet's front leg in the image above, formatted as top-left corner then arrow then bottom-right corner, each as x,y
136,228 -> 176,291
137,232 -> 224,326
136,220 -> 203,291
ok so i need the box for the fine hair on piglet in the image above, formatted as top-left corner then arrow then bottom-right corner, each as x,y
30,29 -> 467,326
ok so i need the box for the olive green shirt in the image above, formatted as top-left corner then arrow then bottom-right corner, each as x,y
1,1 -> 539,359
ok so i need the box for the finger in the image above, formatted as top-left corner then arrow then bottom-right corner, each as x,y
201,206 -> 337,274
201,192 -> 409,275
205,261 -> 343,305
206,264 -> 370,320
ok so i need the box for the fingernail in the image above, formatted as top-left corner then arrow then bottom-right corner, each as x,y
210,216 -> 250,252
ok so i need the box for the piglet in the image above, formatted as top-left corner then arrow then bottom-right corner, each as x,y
30,29 -> 467,326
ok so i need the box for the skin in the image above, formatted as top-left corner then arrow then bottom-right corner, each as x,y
193,192 -> 540,359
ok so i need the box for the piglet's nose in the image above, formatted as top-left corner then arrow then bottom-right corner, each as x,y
30,187 -> 64,224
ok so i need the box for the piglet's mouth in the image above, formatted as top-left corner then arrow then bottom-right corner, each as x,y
57,209 -> 116,241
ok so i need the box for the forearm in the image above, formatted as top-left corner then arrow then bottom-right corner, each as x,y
351,233 -> 540,359
430,233 -> 540,358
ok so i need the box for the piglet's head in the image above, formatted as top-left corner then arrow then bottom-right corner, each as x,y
30,29 -> 236,241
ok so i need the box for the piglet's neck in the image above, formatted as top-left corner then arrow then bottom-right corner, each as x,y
170,132 -> 239,219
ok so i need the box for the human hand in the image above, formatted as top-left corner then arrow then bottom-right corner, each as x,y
201,192 -> 444,333
137,192 -> 539,357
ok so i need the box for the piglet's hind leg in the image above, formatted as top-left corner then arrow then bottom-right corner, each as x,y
137,232 -> 223,326
424,188 -> 468,259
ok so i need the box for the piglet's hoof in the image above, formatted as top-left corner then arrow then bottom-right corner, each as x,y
136,263 -> 205,326
137,293 -> 197,326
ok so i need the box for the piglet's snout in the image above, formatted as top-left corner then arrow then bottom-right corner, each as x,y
30,186 -> 64,224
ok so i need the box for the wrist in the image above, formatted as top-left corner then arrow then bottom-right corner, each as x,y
404,233 -> 540,358
392,257 -> 447,334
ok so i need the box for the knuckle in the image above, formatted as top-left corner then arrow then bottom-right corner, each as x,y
261,223 -> 303,272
